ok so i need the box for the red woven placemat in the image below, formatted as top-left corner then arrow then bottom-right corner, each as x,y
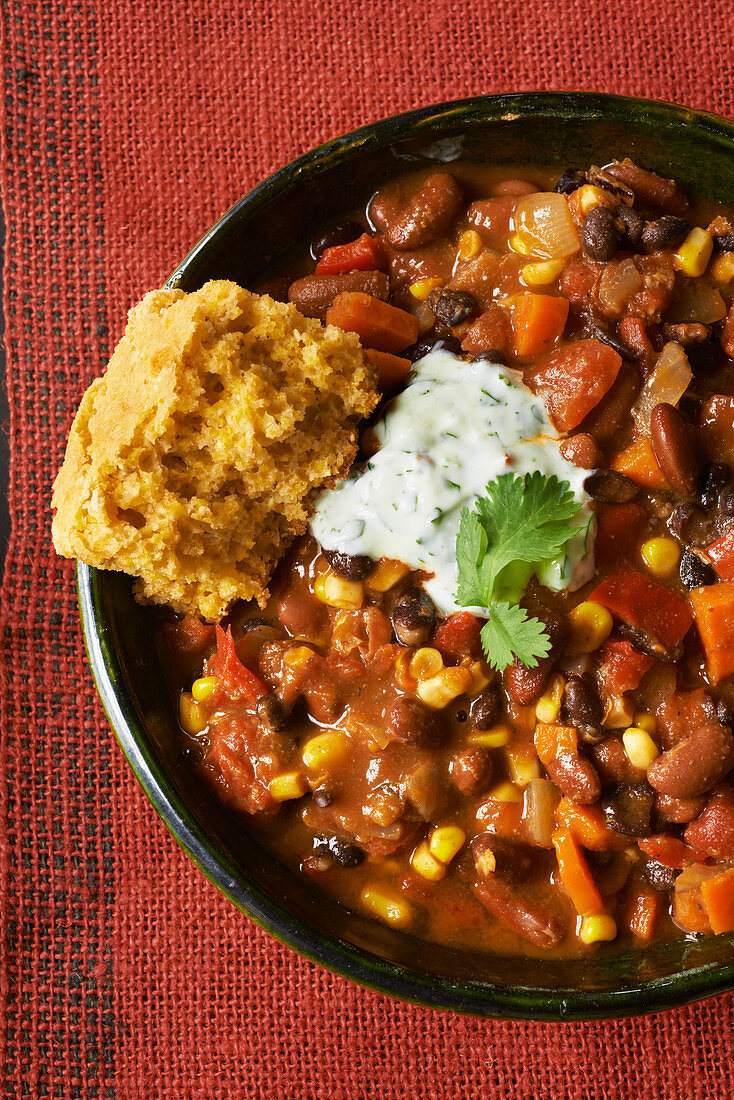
3,2 -> 734,1096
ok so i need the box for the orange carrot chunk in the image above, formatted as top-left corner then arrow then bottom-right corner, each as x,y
690,582 -> 734,685
611,437 -> 670,490
552,828 -> 603,915
363,348 -> 412,392
509,292 -> 569,358
555,797 -> 627,852
701,866 -> 734,934
326,292 -> 420,353
626,889 -> 663,941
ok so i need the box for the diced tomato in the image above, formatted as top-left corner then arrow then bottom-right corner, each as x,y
460,305 -> 510,357
466,196 -> 517,245
524,339 -> 622,431
707,528 -> 734,581
431,611 -> 482,664
596,638 -> 654,696
690,582 -> 734,685
699,394 -> 734,466
624,888 -> 663,941
315,232 -> 385,275
558,257 -> 599,303
638,834 -> 696,869
590,567 -> 694,650
208,625 -> 269,704
594,503 -> 647,571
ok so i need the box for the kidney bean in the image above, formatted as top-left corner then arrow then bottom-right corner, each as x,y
506,658 -> 552,706
684,784 -> 734,858
602,784 -> 655,836
718,488 -> 734,516
592,736 -> 647,787
426,287 -> 477,326
288,271 -> 389,320
655,791 -> 706,824
466,197 -> 518,241
562,675 -> 604,730
472,834 -> 536,883
470,683 -> 503,731
640,216 -> 690,253
254,275 -> 291,302
679,548 -> 717,590
310,220 -> 365,261
391,587 -> 436,647
647,722 -> 734,798
384,173 -> 462,250
581,206 -> 622,262
584,469 -> 639,503
278,587 -> 329,640
450,747 -> 493,796
492,178 -> 539,196
650,402 -> 699,494
643,859 -> 679,891
616,204 -> 645,248
313,787 -> 334,808
386,696 -> 447,748
545,753 -> 601,805
606,162 -> 689,215
472,879 -> 565,948
406,332 -> 463,362
322,547 -> 372,581
559,433 -> 602,469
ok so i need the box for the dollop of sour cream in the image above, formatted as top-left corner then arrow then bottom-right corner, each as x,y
311,348 -> 594,615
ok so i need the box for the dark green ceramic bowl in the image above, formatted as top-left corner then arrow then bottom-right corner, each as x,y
78,93 -> 734,1019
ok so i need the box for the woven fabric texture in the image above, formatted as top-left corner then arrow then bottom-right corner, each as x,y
2,1 -> 734,1096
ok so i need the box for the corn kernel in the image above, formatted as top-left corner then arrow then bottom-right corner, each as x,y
269,772 -> 308,801
674,226 -> 713,277
486,781 -> 522,803
411,840 -> 446,881
283,645 -> 316,669
366,558 -> 410,593
468,660 -> 491,697
409,648 -> 444,682
712,251 -> 734,284
509,232 -> 533,255
468,723 -> 511,748
574,184 -> 614,216
409,277 -> 444,301
634,710 -> 656,735
603,694 -> 635,729
315,570 -> 363,610
179,692 -> 207,735
567,601 -> 613,655
302,730 -> 350,771
361,886 -> 412,928
579,913 -> 617,945
641,537 -> 680,578
506,746 -> 541,787
457,229 -> 482,260
417,666 -> 473,709
521,259 -> 565,286
622,726 -> 660,769
535,673 -> 565,724
429,825 -> 466,864
191,676 -> 217,703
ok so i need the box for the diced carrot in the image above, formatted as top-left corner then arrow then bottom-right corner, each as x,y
625,889 -> 663,941
707,528 -> 734,581
552,828 -> 603,915
638,834 -> 696,869
524,339 -> 622,431
611,437 -> 670,490
594,502 -> 648,571
699,394 -> 734,466
673,885 -> 712,933
690,582 -> 734,685
723,301 -> 734,359
596,638 -> 654,696
325,292 -> 420,353
507,292 -> 569,358
590,567 -> 693,650
701,866 -> 734,934
363,348 -> 412,392
534,723 -> 578,765
555,797 -> 627,852
315,232 -> 385,275
431,611 -> 482,664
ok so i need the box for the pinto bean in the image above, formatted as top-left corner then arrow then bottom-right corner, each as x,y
391,588 -> 436,647
545,754 -> 601,805
277,587 -> 329,640
255,693 -> 287,733
386,696 -> 447,748
472,878 -> 565,948
655,791 -> 706,824
559,433 -> 602,469
384,173 -> 463,250
450,747 -> 493,796
581,206 -> 622,262
288,271 -> 389,320
643,859 -> 678,891
684,784 -> 734,858
426,287 -> 477,326
616,204 -> 645,248
492,178 -> 540,196
650,402 -> 699,494
640,216 -> 691,253
679,549 -> 717,590
660,322 -> 710,348
561,675 -> 604,730
647,722 -> 734,799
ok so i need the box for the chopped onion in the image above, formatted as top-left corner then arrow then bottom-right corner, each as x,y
633,342 -> 693,431
522,778 -> 558,848
597,258 -> 643,315
665,280 -> 727,325
514,193 -> 581,259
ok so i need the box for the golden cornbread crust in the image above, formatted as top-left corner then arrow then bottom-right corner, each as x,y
51,280 -> 378,620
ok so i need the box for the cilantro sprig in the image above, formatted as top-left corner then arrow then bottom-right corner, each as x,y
456,472 -> 583,672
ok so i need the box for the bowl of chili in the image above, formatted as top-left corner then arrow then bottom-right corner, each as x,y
78,91 -> 734,1019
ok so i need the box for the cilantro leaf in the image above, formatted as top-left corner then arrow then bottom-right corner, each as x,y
455,473 -> 584,672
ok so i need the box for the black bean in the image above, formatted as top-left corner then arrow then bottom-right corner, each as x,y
584,469 -> 638,503
391,587 -> 436,646
471,349 -> 508,366
554,168 -> 587,195
562,675 -> 603,730
640,216 -> 691,253
255,693 -> 287,733
387,696 -> 447,747
328,837 -> 365,868
617,622 -> 683,663
699,461 -> 730,508
309,220 -> 364,261
241,616 -> 272,633
313,787 -> 334,808
602,784 -> 655,837
405,333 -> 463,363
679,549 -> 717,590
322,547 -> 372,581
716,699 -> 734,728
713,232 -> 734,252
667,502 -> 700,540
616,204 -> 645,248
455,709 -> 468,723
581,206 -> 621,262
588,321 -> 640,361
660,322 -> 710,348
643,859 -> 678,892
426,288 -> 477,327
470,683 -> 503,731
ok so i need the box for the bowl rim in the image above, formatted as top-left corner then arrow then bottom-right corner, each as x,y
79,90 -> 734,1020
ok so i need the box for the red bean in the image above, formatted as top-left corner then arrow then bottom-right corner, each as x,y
277,587 -> 329,640
449,747 -> 493,796
655,792 -> 707,824
650,402 -> 699,495
647,722 -> 734,799
559,433 -> 603,469
287,271 -> 389,320
491,179 -> 539,197
684,784 -> 734,858
386,696 -> 446,748
472,879 -> 565,948
545,754 -> 601,805
384,173 -> 463,250
471,834 -> 536,883
505,658 -> 552,705
592,736 -> 646,787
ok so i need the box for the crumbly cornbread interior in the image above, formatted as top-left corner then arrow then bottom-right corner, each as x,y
51,280 -> 378,620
